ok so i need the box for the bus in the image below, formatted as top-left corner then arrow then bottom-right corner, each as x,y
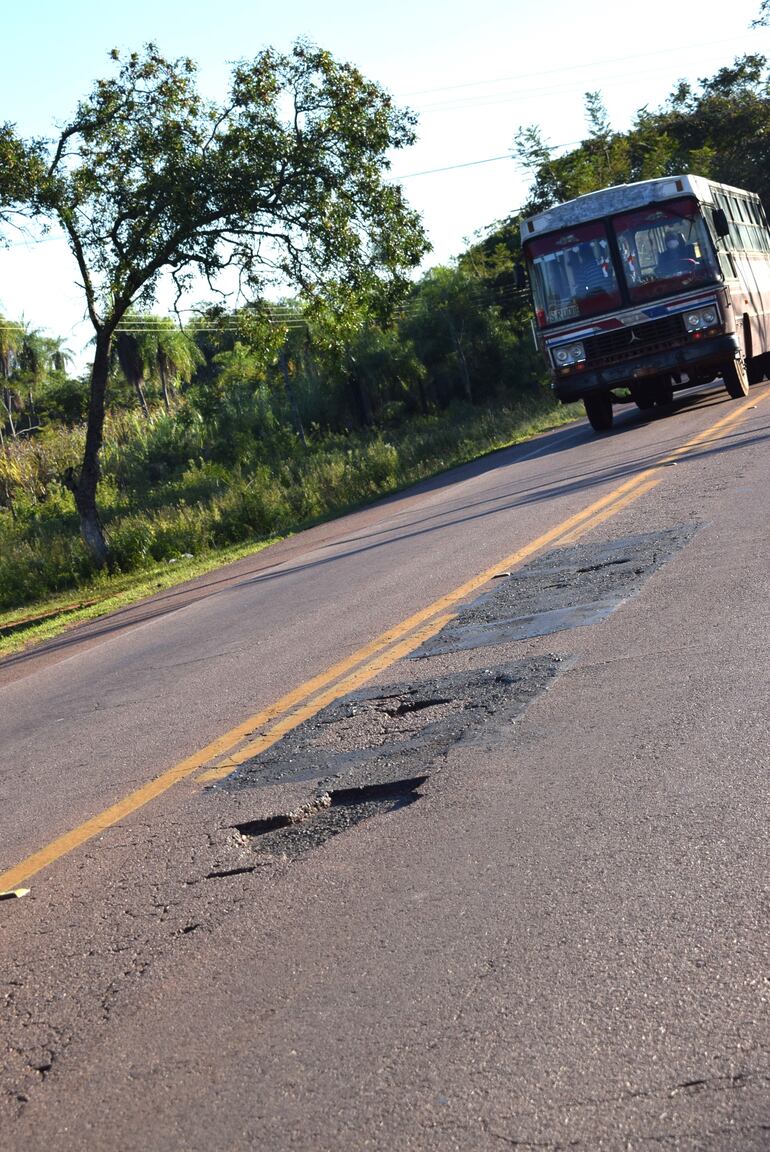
520,174 -> 770,431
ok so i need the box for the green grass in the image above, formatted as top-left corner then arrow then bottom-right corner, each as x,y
0,396 -> 581,658
0,535 -> 282,657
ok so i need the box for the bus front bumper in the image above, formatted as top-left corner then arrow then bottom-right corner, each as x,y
552,334 -> 741,401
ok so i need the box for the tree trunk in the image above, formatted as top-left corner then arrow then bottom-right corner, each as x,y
0,425 -> 16,519
415,374 -> 430,415
115,332 -> 150,418
72,329 -> 113,570
351,370 -> 374,427
2,388 -> 17,438
133,376 -> 150,418
448,318 -> 473,404
159,362 -> 172,414
279,349 -> 308,447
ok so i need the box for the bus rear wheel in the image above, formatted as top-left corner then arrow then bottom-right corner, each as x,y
723,358 -> 750,399
747,352 -> 770,384
631,378 -> 672,412
747,357 -> 765,385
584,392 -> 614,431
630,384 -> 655,411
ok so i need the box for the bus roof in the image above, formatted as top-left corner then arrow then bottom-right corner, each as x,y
520,173 -> 759,241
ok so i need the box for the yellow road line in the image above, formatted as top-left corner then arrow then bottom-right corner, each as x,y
558,391 -> 761,542
0,389 -> 765,893
556,474 -> 663,545
197,612 -> 457,782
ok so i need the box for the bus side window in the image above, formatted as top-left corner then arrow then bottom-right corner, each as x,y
718,249 -> 736,279
711,205 -> 730,238
728,199 -> 744,248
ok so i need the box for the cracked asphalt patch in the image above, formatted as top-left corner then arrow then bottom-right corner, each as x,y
205,528 -> 699,861
412,524 -> 699,657
216,656 -> 562,796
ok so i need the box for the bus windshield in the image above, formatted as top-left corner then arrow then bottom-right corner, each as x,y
527,222 -> 622,326
613,197 -> 719,304
527,196 -> 721,326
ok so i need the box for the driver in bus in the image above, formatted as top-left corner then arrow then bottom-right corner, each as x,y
656,231 -> 698,277
574,242 -> 608,297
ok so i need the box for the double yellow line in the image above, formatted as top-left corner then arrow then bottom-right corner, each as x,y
0,392 -> 763,895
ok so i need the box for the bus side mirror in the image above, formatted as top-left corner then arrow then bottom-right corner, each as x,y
712,207 -> 730,238
516,266 -> 528,288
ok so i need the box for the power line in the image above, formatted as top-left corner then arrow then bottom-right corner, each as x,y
394,139 -> 582,179
396,154 -> 511,179
2,232 -> 65,250
397,33 -> 768,99
112,286 -> 531,333
411,54 -> 758,115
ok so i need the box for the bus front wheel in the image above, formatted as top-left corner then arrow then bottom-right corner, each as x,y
723,358 -> 750,400
584,392 -> 614,432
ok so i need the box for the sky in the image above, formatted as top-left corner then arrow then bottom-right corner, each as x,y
1,0 -> 768,369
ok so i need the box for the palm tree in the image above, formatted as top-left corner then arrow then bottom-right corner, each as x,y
0,314 -> 23,437
152,319 -> 203,412
15,326 -> 56,430
49,336 -> 74,375
114,329 -> 151,417
114,314 -> 202,414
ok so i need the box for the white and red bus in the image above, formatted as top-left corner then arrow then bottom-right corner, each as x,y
520,174 -> 770,430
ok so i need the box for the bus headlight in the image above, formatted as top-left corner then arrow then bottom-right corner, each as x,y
552,342 -> 586,367
684,306 -> 720,332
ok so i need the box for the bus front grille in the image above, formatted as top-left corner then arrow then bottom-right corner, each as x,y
585,315 -> 685,366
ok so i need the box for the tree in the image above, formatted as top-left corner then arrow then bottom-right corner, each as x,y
114,329 -> 152,418
512,125 -> 566,213
0,41 -> 427,566
401,266 -> 504,407
513,94 -> 637,214
0,321 -> 77,432
0,316 -> 23,436
113,313 -> 205,414
646,55 -> 770,205
152,321 -> 203,412
512,55 -> 770,220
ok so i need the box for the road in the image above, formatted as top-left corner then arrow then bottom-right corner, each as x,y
1,385 -> 768,1150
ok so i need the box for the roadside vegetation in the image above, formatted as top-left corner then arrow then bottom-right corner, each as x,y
1,38 -> 769,645
0,392 -> 580,655
0,327 -> 570,616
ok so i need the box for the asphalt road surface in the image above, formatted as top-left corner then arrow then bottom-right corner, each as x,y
1,385 -> 768,1150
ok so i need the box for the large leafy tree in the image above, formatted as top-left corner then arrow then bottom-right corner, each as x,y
513,91 -> 664,214
645,55 -> 770,204
0,41 -> 427,566
307,293 -> 427,427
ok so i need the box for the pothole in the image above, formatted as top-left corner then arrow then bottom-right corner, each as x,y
230,776 -> 428,861
215,657 -> 561,793
311,695 -> 458,750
